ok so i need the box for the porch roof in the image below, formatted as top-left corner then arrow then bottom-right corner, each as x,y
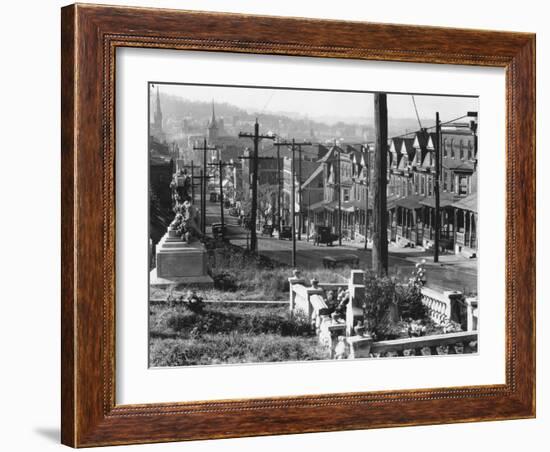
395,195 -> 425,210
420,192 -> 460,208
443,159 -> 475,172
452,193 -> 478,213
308,200 -> 327,212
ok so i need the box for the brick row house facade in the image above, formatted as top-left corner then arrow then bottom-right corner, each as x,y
302,118 -> 478,256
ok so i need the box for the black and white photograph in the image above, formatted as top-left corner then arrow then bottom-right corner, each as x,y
148,82 -> 479,367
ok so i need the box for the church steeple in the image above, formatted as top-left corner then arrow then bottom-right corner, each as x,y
207,100 -> 218,144
154,85 -> 163,132
209,100 -> 217,128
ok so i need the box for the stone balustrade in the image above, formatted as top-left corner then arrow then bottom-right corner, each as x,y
420,287 -> 478,331
289,269 -> 479,360
369,331 -> 478,357
420,287 -> 451,323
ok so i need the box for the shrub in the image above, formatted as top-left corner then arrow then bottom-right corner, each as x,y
396,263 -> 428,321
362,270 -> 398,340
213,271 -> 238,291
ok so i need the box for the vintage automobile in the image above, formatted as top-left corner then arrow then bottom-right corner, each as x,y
279,225 -> 293,240
261,224 -> 274,237
313,226 -> 339,246
322,254 -> 360,269
209,192 -> 218,202
211,222 -> 227,238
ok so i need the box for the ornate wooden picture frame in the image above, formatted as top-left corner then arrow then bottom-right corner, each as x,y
61,3 -> 535,447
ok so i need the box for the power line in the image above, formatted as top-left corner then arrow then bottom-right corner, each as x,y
411,95 -> 423,130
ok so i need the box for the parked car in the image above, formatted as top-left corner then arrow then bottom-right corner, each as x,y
261,224 -> 274,237
209,192 -> 218,202
322,254 -> 360,269
279,226 -> 293,240
313,226 -> 339,246
211,223 -> 226,238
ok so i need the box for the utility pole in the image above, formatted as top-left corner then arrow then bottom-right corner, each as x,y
238,119 -> 275,253
273,140 -> 285,232
192,171 -> 212,235
434,112 -> 441,263
274,139 -> 311,266
291,139 -> 297,266
372,93 -> 389,276
298,144 -> 303,240
307,190 -> 311,242
208,160 -> 233,231
292,142 -> 311,240
363,145 -> 370,250
194,139 -> 217,235
337,143 -> 342,246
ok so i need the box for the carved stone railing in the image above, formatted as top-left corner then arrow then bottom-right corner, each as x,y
420,287 -> 478,332
369,331 -> 478,357
420,287 -> 452,323
344,331 -> 478,359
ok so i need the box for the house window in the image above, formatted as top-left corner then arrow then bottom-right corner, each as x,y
443,139 -> 448,158
450,139 -> 455,159
428,177 -> 433,196
343,188 -> 350,202
459,176 -> 468,195
451,174 -> 455,192
467,142 -> 473,160
459,140 -> 465,160
443,169 -> 448,191
420,175 -> 425,195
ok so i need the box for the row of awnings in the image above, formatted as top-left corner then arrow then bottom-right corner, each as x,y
307,193 -> 477,214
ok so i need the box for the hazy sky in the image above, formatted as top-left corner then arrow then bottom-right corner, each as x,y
154,83 -> 478,125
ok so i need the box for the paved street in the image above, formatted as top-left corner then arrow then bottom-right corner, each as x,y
201,197 -> 477,294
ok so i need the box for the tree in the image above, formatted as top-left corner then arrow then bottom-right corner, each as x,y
257,184 -> 278,225
240,184 -> 277,226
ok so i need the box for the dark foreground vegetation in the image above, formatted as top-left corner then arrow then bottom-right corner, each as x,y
149,302 -> 328,366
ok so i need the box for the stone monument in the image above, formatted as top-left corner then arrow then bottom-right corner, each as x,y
150,169 -> 213,287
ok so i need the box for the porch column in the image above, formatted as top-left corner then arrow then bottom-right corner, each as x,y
453,208 -> 457,244
468,212 -> 473,248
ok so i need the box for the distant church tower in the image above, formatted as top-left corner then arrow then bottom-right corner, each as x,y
207,100 -> 219,145
151,85 -> 164,139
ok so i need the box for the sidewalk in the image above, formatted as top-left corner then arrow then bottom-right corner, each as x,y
341,239 -> 477,271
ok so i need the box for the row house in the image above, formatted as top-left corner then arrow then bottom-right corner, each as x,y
302,116 -> 477,256
281,155 -> 321,229
307,144 -> 373,241
388,124 -> 478,256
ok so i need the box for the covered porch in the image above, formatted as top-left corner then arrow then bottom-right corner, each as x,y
452,194 -> 478,255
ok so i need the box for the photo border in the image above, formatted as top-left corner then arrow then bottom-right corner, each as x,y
61,4 -> 535,447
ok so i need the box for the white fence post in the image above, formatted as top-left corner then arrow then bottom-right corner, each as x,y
466,296 -> 478,331
346,270 -> 365,336
288,269 -> 306,314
